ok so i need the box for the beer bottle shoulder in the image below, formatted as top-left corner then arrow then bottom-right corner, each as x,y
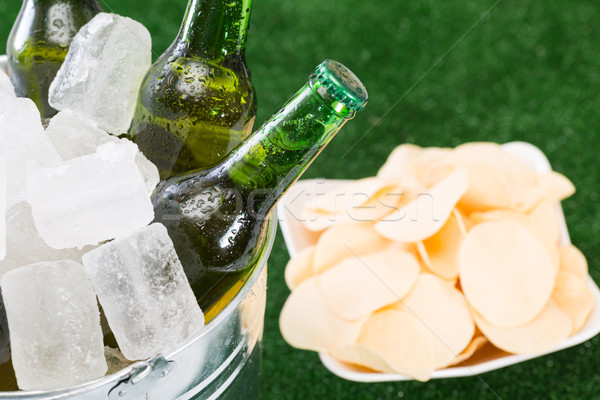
131,47 -> 257,176
138,50 -> 256,120
7,0 -> 103,117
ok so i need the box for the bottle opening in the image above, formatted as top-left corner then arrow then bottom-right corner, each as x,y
315,59 -> 368,112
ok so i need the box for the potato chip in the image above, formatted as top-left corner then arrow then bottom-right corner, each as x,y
459,220 -> 557,327
454,142 -> 538,181
473,299 -> 572,354
312,222 -> 389,275
375,169 -> 469,243
416,242 -> 434,272
276,179 -> 327,248
468,209 -> 560,273
451,142 -> 516,162
495,156 -> 539,207
390,273 -> 474,369
330,343 -> 397,374
292,227 -> 322,256
300,209 -> 336,232
417,211 -> 466,281
425,143 -> 517,211
340,186 -> 406,223
284,245 -> 315,291
301,177 -> 405,232
388,240 -> 418,255
457,163 -> 512,212
279,277 -> 365,353
453,208 -> 468,235
317,249 -> 420,321
377,143 -> 424,183
558,244 -> 588,278
352,308 -> 436,381
377,144 -> 450,189
468,209 -> 527,226
528,201 -> 561,246
385,143 -> 573,213
303,184 -> 405,232
514,171 -> 575,212
308,177 -> 398,214
415,243 -> 458,285
447,335 -> 488,367
411,147 -> 453,187
552,270 -> 594,334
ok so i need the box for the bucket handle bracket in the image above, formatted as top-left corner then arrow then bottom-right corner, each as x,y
108,355 -> 177,399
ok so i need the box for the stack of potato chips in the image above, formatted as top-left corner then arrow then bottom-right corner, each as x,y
279,142 -> 594,381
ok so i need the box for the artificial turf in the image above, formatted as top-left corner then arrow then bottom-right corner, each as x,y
1,0 -> 599,398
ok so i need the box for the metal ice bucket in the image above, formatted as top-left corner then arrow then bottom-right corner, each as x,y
0,56 -> 275,396
0,218 -> 275,400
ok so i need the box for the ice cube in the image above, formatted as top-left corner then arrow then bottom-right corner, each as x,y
0,260 -> 107,390
46,110 -> 160,193
48,13 -> 152,134
0,98 -> 62,209
82,223 -> 204,361
45,110 -> 115,160
0,202 -> 92,279
26,141 -> 154,249
0,70 -> 16,116
135,151 -> 160,194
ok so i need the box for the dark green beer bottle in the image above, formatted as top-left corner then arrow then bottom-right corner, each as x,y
0,295 -> 9,366
6,0 -> 103,118
130,0 -> 257,179
152,60 -> 367,310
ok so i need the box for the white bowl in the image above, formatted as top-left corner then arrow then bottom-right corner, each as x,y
276,141 -> 600,382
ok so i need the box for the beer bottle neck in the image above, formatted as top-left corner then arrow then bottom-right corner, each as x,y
179,0 -> 253,59
221,76 -> 356,214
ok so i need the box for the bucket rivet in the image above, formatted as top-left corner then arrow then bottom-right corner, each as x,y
118,389 -> 127,397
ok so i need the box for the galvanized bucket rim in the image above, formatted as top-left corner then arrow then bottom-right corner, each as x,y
0,216 -> 277,397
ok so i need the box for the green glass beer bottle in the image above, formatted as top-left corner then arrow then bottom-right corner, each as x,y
0,296 -> 9,365
152,60 -> 367,310
6,0 -> 103,118
130,0 -> 257,179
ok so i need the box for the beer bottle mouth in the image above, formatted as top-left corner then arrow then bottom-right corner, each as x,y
315,59 -> 368,112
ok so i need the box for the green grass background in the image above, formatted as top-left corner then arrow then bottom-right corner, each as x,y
1,0 -> 600,398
